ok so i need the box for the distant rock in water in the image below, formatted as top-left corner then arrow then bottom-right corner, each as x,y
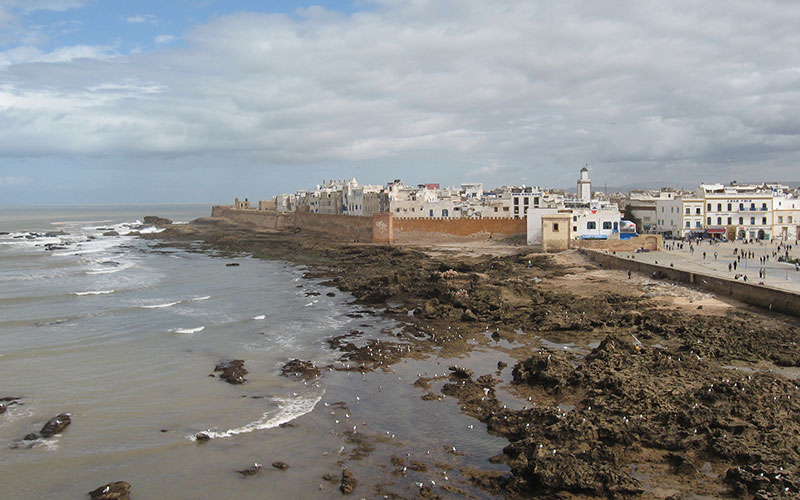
236,463 -> 262,476
143,216 -> 173,227
214,360 -> 248,384
102,231 -> 119,237
225,263 -> 240,267
280,359 -> 321,380
0,396 -> 21,414
271,461 -> 289,470
340,469 -> 358,494
44,231 -> 68,237
89,481 -> 131,500
195,432 -> 211,442
40,413 -> 71,437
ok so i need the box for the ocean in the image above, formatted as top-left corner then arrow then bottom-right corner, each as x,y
0,205 -> 507,499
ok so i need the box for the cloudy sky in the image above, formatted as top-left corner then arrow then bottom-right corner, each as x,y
1,0 -> 799,204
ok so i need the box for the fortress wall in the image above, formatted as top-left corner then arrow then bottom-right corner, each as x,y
571,234 -> 661,252
294,211 -> 374,242
583,249 -> 800,317
210,206 -> 294,229
392,217 -> 526,244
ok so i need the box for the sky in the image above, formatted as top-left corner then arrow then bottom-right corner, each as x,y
1,0 -> 800,204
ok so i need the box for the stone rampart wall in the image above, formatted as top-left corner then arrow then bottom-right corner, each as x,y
210,206 -> 294,229
294,211 -> 374,242
572,235 -> 661,252
392,217 -> 526,244
583,249 -> 800,317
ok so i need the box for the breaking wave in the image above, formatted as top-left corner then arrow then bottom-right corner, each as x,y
192,394 -> 321,440
170,326 -> 204,334
74,290 -> 115,296
141,301 -> 181,309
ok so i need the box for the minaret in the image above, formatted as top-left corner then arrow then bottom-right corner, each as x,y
577,165 -> 591,202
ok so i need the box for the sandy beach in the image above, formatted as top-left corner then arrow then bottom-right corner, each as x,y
144,217 -> 800,499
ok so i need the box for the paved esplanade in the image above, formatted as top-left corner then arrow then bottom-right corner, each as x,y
616,238 -> 800,294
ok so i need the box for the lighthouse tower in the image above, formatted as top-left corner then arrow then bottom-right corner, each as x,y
577,165 -> 591,202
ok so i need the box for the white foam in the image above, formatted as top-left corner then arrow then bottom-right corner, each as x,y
191,296 -> 211,301
86,261 -> 135,275
141,301 -> 181,309
193,394 -> 321,440
171,326 -> 204,334
252,315 -> 266,320
74,290 -> 115,296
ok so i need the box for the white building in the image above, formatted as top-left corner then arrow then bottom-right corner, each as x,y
698,183 -> 775,240
654,197 -> 705,238
570,201 -> 623,239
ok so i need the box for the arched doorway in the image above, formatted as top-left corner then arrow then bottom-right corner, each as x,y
738,229 -> 746,240
757,229 -> 765,240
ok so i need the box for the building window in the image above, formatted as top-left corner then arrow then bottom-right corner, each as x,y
553,223 -> 559,232
685,221 -> 690,228
739,217 -> 743,224
727,217 -> 732,225
685,208 -> 690,215
717,203 -> 722,211
762,217 -> 767,224
707,217 -> 711,224
717,217 -> 722,225
750,217 -> 755,224
493,207 -> 498,212
707,203 -> 711,211
695,221 -> 701,228
739,203 -> 744,210
750,203 -> 755,210
696,208 -> 701,215
670,207 -> 674,213
587,221 -> 596,230
573,226 -> 577,232
727,203 -> 732,211
602,221 -> 612,229
573,216 -> 577,221
513,198 -> 519,205
778,216 -> 783,223
762,203 -> 767,210
789,216 -> 793,223
429,209 -> 434,217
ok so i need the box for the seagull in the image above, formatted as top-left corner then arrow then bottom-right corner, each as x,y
102,487 -> 110,494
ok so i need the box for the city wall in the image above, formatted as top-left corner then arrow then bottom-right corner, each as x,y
294,211 -> 374,242
392,217 -> 527,244
210,206 -> 293,229
210,206 -> 526,244
582,249 -> 800,317
571,234 -> 662,252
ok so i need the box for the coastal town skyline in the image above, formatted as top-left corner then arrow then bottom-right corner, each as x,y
3,1 -> 800,204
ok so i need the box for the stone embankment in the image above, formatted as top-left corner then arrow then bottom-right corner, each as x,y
582,249 -> 800,317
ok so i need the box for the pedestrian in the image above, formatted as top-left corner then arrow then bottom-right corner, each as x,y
714,251 -> 717,260
703,251 -> 706,260
733,261 -> 737,270
628,270 -> 631,279
728,263 -> 732,272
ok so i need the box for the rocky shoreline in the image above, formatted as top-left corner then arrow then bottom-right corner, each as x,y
143,217 -> 800,499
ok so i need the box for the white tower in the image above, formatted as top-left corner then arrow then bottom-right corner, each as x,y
577,165 -> 591,202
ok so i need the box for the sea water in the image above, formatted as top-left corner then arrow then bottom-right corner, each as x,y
0,205 -> 507,499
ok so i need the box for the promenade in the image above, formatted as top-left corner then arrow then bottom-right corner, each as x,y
615,238 -> 800,294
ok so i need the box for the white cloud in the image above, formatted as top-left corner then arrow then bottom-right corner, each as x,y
126,14 -> 157,25
1,0 -> 800,188
0,175 -> 30,186
154,34 -> 175,45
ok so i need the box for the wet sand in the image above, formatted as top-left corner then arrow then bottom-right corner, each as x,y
143,217 -> 800,499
